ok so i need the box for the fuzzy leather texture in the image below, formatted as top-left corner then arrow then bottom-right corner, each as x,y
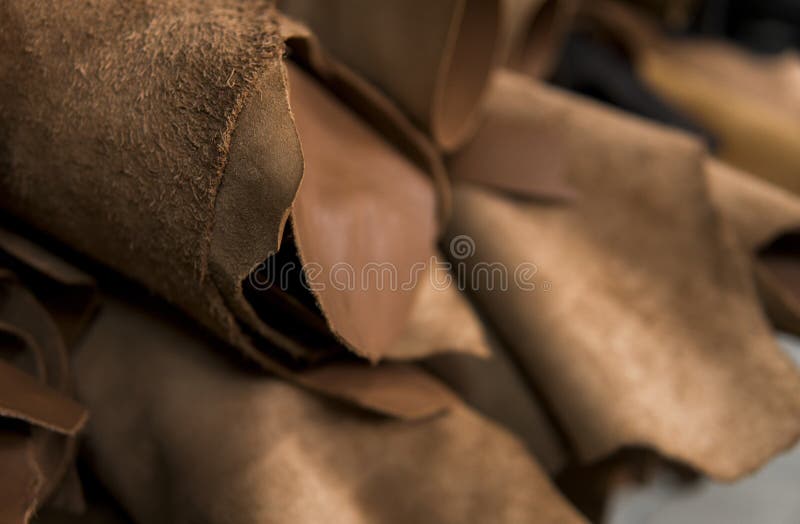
0,0 -> 289,352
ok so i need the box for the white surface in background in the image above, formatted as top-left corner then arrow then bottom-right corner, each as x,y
606,333 -> 800,524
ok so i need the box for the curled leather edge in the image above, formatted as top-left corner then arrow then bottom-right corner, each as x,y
199,27 -> 460,416
206,15 -> 468,367
207,16 -> 453,359
279,15 -> 453,224
431,0 -> 503,151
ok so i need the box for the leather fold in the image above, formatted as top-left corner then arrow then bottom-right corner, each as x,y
446,60 -> 576,200
706,159 -> 800,336
446,71 -> 800,481
284,63 -> 437,361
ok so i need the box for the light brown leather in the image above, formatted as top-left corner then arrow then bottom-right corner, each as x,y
279,16 -> 452,220
385,254 -> 491,361
287,63 -> 437,361
72,297 -> 587,524
426,344 -> 570,473
446,71 -> 800,481
279,0 -> 502,150
640,43 -> 800,196
446,60 -> 576,200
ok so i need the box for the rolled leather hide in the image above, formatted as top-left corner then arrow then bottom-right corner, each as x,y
0,2 -> 481,411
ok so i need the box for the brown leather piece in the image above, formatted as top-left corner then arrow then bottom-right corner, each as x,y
447,66 -> 576,200
0,0 -> 308,369
279,16 -> 452,222
640,43 -> 800,197
72,297 -> 587,524
279,0 -> 501,150
426,344 -> 570,474
0,431 -> 41,524
705,160 -> 800,253
0,274 -> 88,523
287,63 -> 437,361
0,361 -> 86,436
385,253 -> 491,360
300,364 -> 457,421
228,19 -> 474,364
446,71 -> 800,481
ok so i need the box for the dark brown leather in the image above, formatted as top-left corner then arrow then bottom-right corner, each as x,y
0,273 -> 89,524
0,227 -> 97,347
0,0 -> 306,371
